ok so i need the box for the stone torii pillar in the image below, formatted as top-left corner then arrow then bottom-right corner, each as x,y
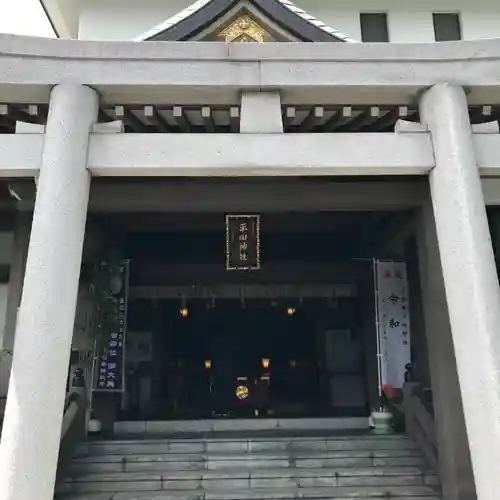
420,83 -> 500,500
0,83 -> 98,500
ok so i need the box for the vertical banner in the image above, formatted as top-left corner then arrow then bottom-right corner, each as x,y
93,261 -> 130,392
375,260 -> 411,389
226,215 -> 261,271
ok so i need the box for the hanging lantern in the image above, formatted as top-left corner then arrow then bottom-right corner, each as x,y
287,307 -> 296,316
205,359 -> 212,369
262,358 -> 270,370
180,297 -> 188,317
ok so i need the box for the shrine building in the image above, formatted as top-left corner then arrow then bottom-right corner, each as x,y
1,1 -> 500,500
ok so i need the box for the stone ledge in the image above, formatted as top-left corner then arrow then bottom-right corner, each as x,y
1,33 -> 500,62
114,417 -> 369,436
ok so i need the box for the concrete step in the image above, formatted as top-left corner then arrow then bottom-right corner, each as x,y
59,477 -> 439,494
114,418 -> 369,437
59,468 -> 438,494
60,430 -> 441,499
75,436 -> 418,457
64,467 -> 437,481
56,485 -> 441,499
72,449 -> 423,464
70,453 -> 428,475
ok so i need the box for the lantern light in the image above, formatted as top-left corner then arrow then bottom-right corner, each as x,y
205,359 -> 212,369
180,307 -> 189,317
262,358 -> 270,370
287,307 -> 296,316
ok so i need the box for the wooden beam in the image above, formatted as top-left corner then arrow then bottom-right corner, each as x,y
143,105 -> 172,133
0,104 -> 14,130
130,261 -> 366,287
469,105 -> 500,124
282,107 -> 296,130
5,104 -> 43,125
84,179 -> 428,212
111,106 -> 146,132
201,106 -> 215,133
300,106 -> 324,132
129,283 -> 357,300
172,106 -> 190,132
7,178 -> 426,213
370,106 -> 409,132
323,107 -> 351,132
104,212 -> 380,233
229,107 -> 239,133
337,107 -> 382,132
98,108 -> 113,123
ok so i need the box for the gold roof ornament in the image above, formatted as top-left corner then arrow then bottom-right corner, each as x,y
219,15 -> 269,43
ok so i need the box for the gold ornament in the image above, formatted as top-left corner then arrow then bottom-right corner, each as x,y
236,385 -> 250,399
219,15 -> 269,43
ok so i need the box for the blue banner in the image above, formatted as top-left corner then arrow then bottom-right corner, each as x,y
94,261 -> 129,392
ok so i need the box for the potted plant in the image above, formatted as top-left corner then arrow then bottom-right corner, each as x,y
87,413 -> 103,434
0,349 -> 12,361
369,384 -> 394,434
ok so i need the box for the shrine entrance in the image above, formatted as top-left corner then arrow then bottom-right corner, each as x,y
124,292 -> 367,420
102,208 -> 409,422
83,179 -> 420,426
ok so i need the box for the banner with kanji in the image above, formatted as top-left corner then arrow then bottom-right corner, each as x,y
375,260 -> 411,389
93,261 -> 129,392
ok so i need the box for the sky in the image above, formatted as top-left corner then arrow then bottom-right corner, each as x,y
0,0 -> 56,37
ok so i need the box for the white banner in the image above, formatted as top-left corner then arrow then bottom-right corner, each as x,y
375,260 -> 411,389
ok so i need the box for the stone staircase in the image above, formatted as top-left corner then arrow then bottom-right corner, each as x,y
56,431 -> 442,500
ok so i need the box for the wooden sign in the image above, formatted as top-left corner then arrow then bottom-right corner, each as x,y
226,215 -> 261,271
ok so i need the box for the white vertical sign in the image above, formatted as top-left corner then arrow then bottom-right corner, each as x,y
375,260 -> 411,389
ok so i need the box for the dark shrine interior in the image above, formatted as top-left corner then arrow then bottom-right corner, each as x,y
98,211 -> 404,420
126,296 -> 362,419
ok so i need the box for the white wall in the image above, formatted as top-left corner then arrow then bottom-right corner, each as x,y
77,0 -> 500,42
78,0 -> 189,41
302,0 -> 500,43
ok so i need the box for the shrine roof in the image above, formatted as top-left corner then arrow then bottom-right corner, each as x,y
135,0 -> 356,42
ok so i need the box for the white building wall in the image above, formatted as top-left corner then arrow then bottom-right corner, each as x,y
78,0 -> 189,41
77,0 -> 500,42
